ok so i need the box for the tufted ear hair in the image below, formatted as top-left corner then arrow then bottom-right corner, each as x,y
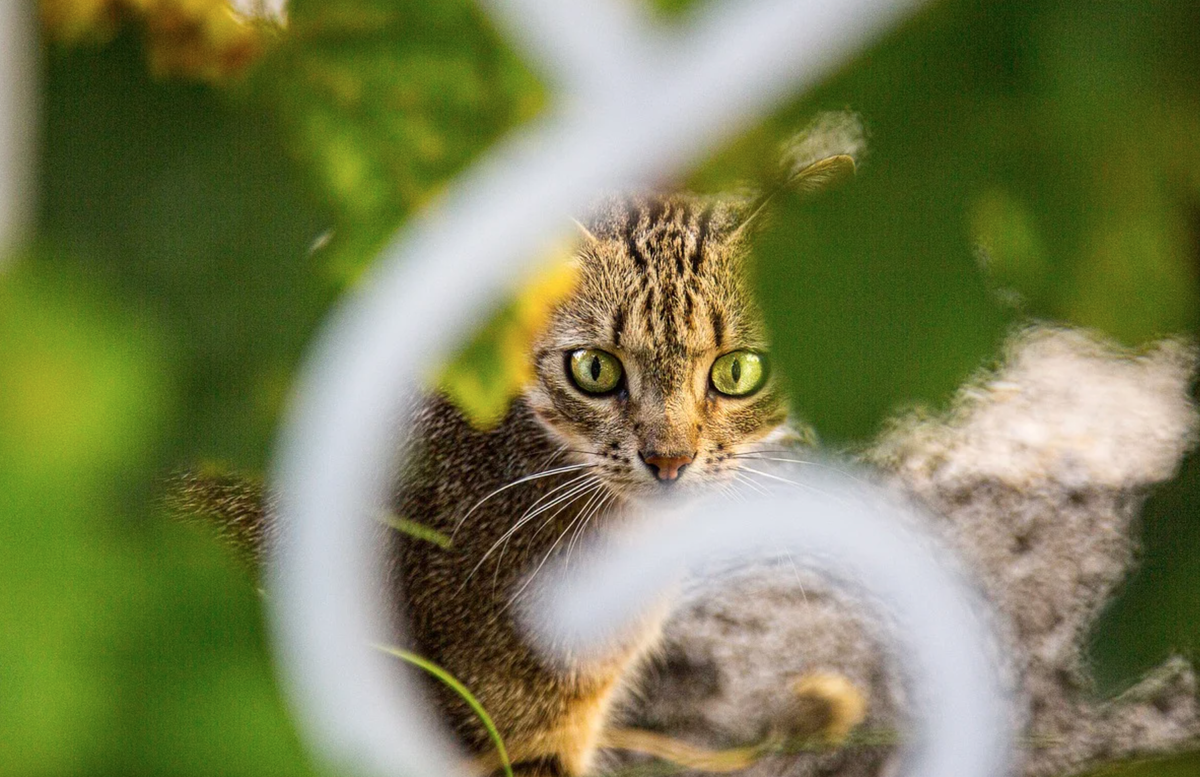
727,111 -> 866,242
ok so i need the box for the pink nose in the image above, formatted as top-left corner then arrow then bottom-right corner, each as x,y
640,452 -> 695,482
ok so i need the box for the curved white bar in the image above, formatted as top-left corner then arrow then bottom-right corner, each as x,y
264,0 -> 1013,776
527,479 -> 1012,777
0,0 -> 34,262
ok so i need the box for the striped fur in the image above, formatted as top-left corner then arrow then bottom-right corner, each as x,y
526,193 -> 789,500
180,189 -> 821,776
390,192 -> 798,774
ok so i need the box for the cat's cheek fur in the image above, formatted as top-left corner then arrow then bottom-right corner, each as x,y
524,383 -> 626,473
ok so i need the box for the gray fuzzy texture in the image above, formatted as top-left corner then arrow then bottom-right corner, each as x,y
614,326 -> 1200,777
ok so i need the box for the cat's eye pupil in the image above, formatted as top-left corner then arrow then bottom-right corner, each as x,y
710,350 -> 766,397
568,349 -> 623,395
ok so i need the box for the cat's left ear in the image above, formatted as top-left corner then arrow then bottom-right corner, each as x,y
727,111 -> 866,241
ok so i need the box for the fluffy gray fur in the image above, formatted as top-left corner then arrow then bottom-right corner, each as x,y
616,326 -> 1200,777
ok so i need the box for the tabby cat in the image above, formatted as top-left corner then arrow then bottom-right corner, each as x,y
179,117 -> 862,777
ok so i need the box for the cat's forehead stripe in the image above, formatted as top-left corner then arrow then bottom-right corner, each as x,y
551,192 -> 766,356
691,203 -> 712,274
623,203 -> 647,274
611,304 -> 626,348
710,307 -> 725,350
640,286 -> 658,341
646,197 -> 664,225
620,197 -> 709,282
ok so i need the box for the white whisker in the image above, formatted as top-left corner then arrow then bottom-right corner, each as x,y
493,480 -> 603,595
512,476 -> 601,534
734,449 -> 816,462
733,471 -> 771,498
562,488 -> 604,561
460,474 -> 598,589
782,548 -> 810,607
534,443 -> 570,471
451,463 -> 596,538
564,490 -> 612,571
731,473 -> 809,605
713,479 -> 747,503
735,455 -> 815,465
506,486 -> 609,608
720,484 -> 745,503
732,453 -> 864,481
739,466 -> 846,502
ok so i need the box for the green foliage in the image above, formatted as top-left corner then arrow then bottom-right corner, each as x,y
694,0 -> 1200,731
16,3 -> 543,772
378,512 -> 453,549
699,0 -> 1200,441
0,264 -> 312,775
375,644 -> 514,777
39,32 -> 335,471
439,303 -> 531,427
9,0 -> 1200,774
1079,752 -> 1200,777
437,247 -> 578,428
0,265 -> 164,773
250,0 -> 543,280
1091,446 -> 1200,691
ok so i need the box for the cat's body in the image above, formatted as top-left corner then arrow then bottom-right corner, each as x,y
176,123 -> 862,776
392,395 -> 648,776
390,194 -> 790,776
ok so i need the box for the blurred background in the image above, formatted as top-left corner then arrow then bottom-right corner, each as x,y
2,0 -> 1199,774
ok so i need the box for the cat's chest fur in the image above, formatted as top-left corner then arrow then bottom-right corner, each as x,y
386,393 -> 659,756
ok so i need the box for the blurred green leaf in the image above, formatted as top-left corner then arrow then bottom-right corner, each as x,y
741,0 -> 1023,441
40,32 -> 336,471
0,265 -> 314,776
375,644 -> 514,777
1078,752 -> 1200,777
1090,446 -> 1200,692
24,27 -> 336,777
970,188 -> 1052,307
0,265 -> 165,773
251,0 -> 544,280
438,248 -> 578,428
713,0 -> 1200,710
699,0 -> 1200,441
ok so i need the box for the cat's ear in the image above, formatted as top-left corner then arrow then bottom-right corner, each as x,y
727,111 -> 866,242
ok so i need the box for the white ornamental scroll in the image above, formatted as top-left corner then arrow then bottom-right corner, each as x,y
0,0 -> 35,262
266,1 -> 1014,776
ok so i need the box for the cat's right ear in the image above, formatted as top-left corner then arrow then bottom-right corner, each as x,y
727,111 -> 866,241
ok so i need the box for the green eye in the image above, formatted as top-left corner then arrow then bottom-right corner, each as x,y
568,349 -> 624,394
710,351 -> 767,397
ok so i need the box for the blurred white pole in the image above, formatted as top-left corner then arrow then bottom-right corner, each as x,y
0,0 -> 35,263
266,0 -> 1014,776
530,482 -> 1012,777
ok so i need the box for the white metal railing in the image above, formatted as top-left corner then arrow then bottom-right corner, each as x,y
266,1 -> 1014,777
0,0 -> 34,262
528,473 -> 1012,777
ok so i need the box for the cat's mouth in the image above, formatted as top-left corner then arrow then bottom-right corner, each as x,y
593,450 -> 741,499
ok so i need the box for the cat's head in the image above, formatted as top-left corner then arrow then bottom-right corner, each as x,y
525,194 -> 790,499
524,114 -> 862,500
